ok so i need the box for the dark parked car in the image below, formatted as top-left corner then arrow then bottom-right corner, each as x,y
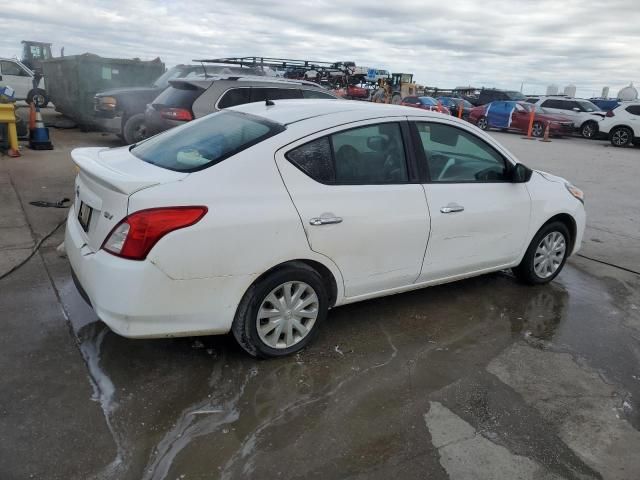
144,75 -> 339,137
93,64 -> 262,144
436,96 -> 474,119
473,88 -> 527,106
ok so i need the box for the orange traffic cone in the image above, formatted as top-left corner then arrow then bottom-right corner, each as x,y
29,104 -> 53,150
540,123 -> 552,142
29,102 -> 36,131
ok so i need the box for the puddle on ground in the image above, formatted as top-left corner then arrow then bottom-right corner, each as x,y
54,263 -> 639,480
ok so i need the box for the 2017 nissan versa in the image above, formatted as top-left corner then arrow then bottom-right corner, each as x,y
66,99 -> 585,357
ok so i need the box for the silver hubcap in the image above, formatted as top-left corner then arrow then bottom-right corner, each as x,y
478,118 -> 487,129
612,129 -> 628,145
532,123 -> 543,136
583,124 -> 595,137
256,281 -> 319,349
534,231 -> 566,278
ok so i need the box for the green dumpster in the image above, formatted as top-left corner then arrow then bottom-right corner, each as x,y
41,54 -> 165,129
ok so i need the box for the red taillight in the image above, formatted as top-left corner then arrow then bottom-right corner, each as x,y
605,110 -> 615,117
160,107 -> 193,121
102,207 -> 207,260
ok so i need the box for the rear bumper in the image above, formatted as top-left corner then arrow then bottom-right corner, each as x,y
64,209 -> 254,338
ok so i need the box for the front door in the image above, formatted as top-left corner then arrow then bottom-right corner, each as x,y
276,120 -> 430,297
0,60 -> 32,100
411,120 -> 531,281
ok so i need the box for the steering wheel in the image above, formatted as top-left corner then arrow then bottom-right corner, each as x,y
430,154 -> 455,181
474,167 -> 502,181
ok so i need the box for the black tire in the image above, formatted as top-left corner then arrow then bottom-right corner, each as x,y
580,121 -> 598,139
122,113 -> 148,145
27,88 -> 49,108
610,126 -> 633,147
513,221 -> 570,285
476,116 -> 488,130
232,263 -> 329,358
532,121 -> 544,138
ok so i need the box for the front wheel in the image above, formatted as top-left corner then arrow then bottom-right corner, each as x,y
122,113 -> 148,145
610,126 -> 633,147
580,121 -> 598,139
232,264 -> 329,358
27,88 -> 49,108
513,222 -> 570,285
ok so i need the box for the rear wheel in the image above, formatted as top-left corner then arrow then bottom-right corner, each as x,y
476,116 -> 488,130
232,264 -> 329,358
580,121 -> 598,139
610,126 -> 633,147
513,222 -> 570,285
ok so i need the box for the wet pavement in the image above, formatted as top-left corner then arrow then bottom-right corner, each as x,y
1,111 -> 639,479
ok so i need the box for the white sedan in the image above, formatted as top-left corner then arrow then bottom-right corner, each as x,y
66,100 -> 586,357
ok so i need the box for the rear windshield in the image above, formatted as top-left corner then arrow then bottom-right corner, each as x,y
131,111 -> 285,172
152,83 -> 205,108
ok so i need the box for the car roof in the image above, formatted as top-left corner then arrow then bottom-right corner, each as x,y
229,99 -> 448,125
170,75 -> 322,89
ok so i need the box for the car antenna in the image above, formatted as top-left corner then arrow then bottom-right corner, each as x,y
200,61 -> 210,79
265,93 -> 274,106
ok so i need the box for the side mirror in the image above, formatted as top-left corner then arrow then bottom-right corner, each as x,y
512,163 -> 532,183
572,107 -> 581,112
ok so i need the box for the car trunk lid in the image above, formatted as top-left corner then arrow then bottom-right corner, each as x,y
71,146 -> 188,251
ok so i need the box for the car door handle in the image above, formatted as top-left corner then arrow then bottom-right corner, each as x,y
440,203 -> 464,214
310,216 -> 343,226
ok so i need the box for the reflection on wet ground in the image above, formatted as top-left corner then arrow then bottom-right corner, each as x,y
54,262 -> 639,480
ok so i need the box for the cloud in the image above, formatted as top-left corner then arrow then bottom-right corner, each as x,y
2,0 -> 639,98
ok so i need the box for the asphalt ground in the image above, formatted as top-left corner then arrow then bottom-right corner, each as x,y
0,108 -> 638,480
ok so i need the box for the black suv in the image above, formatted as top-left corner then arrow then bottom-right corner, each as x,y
93,64 -> 262,144
474,88 -> 527,106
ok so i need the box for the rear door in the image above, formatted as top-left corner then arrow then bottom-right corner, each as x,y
275,119 -> 430,298
410,120 -> 531,281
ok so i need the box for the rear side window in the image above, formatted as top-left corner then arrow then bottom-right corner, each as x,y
287,123 -> 408,185
153,83 -> 204,108
625,105 -> 640,116
302,89 -> 336,99
131,111 -> 285,172
250,88 -> 303,102
218,88 -> 251,109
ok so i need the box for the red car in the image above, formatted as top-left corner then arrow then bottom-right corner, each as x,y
401,96 -> 451,114
468,101 -> 574,137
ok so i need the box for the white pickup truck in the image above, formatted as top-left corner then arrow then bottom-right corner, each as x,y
0,57 -> 48,106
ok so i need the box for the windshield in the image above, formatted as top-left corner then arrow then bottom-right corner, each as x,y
131,111 -> 285,172
505,91 -> 527,101
153,66 -> 189,89
419,97 -> 437,106
576,100 -> 601,112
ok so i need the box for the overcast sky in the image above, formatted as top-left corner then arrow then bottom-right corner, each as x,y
3,0 -> 638,98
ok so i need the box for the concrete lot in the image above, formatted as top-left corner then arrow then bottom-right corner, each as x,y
0,108 -> 639,480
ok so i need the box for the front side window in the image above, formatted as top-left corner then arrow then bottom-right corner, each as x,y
415,122 -> 509,182
1,61 -> 26,77
131,110 -> 284,172
286,122 -> 409,184
218,88 -> 251,109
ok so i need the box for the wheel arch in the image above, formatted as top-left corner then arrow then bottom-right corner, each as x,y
250,259 -> 340,308
540,213 -> 577,254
